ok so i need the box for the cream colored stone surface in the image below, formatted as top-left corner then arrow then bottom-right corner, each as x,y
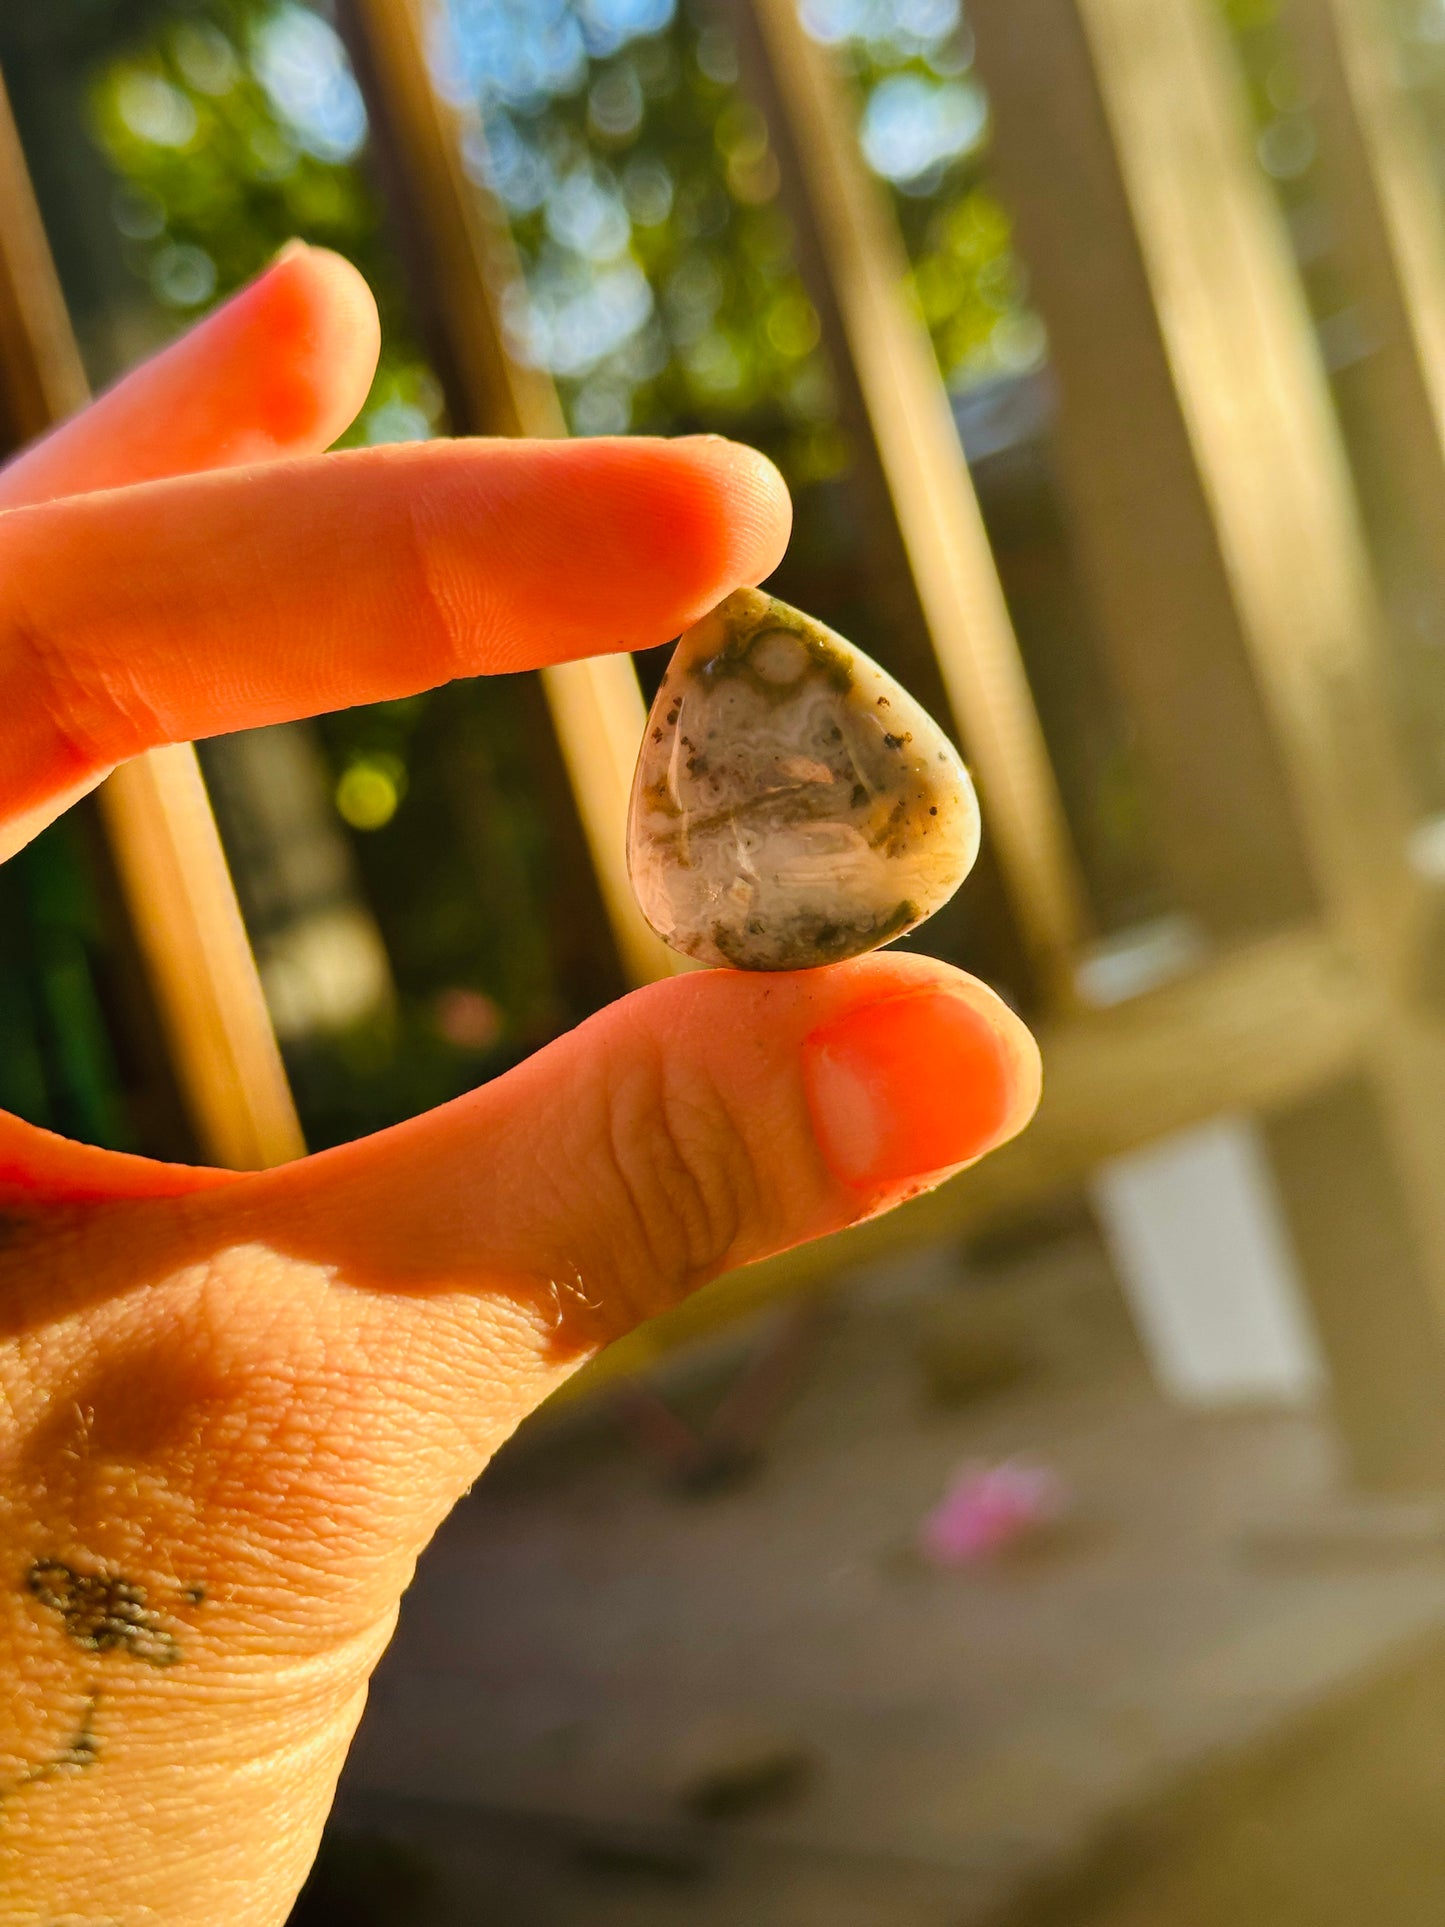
627,588 -> 979,971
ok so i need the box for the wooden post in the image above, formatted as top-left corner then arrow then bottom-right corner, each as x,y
733,0 -> 1092,1004
0,71 -> 303,1170
339,0 -> 680,988
973,0 -> 1416,951
1286,0 -> 1445,542
973,0 -> 1445,1487
1284,0 -> 1445,806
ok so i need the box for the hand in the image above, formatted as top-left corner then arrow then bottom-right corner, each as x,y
0,246 -> 1040,1924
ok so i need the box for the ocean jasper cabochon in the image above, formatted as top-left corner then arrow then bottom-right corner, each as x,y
626,587 -> 981,971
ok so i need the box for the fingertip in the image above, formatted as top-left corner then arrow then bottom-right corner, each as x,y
998,995 -> 1044,1139
799,963 -> 1042,1190
624,949 -> 1040,1189
466,435 -> 794,658
897,959 -> 1044,1147
244,243 -> 381,448
277,244 -> 380,359
577,435 -> 792,632
670,435 -> 793,591
913,960 -> 1043,1140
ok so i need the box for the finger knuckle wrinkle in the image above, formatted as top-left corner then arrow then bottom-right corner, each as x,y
403,497 -> 482,684
9,608 -> 160,768
603,1048 -> 758,1311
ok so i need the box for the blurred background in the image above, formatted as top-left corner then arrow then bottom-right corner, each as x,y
10,0 -> 1445,1920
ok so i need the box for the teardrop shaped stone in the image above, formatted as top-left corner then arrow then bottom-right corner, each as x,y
626,587 -> 980,971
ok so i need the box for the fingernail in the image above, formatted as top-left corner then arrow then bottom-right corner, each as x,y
801,988 -> 1031,1189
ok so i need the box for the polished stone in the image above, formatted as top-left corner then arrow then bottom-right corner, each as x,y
626,587 -> 980,971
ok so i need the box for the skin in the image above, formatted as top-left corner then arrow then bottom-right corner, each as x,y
0,245 -> 1041,1924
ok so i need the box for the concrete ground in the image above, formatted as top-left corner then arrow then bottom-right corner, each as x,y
315,1212 -> 1445,1925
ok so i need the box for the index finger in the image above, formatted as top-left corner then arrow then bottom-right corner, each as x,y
0,434 -> 792,834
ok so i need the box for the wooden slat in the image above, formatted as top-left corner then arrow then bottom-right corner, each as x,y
95,752 -> 305,1169
1269,1023 -> 1445,1490
0,71 -> 87,437
1289,0 -> 1445,494
973,0 -> 1415,953
1084,0 -> 1412,951
1284,0 -> 1445,772
340,0 -> 679,988
970,0 -> 1445,1488
539,656 -> 688,986
0,70 -> 302,1168
736,0 -> 1091,1003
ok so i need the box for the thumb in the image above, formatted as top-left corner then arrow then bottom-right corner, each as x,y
229,953 -> 1039,1476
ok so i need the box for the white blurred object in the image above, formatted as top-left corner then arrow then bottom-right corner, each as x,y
259,905 -> 393,1040
204,723 -> 395,1041
1407,812 -> 1445,879
1091,1116 -> 1327,1406
1073,914 -> 1207,1007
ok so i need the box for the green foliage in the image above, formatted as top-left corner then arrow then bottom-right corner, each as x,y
85,0 -> 442,446
814,6 -> 1044,390
464,0 -> 1034,476
0,821 -> 131,1149
470,4 -> 846,479
1220,0 -> 1285,31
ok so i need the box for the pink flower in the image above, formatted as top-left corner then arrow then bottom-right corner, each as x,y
919,1460 -> 1066,1567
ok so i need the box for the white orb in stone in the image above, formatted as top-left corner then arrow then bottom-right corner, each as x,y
626,587 -> 981,971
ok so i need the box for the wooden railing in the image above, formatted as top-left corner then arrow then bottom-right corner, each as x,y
7,1 -> 1445,1483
